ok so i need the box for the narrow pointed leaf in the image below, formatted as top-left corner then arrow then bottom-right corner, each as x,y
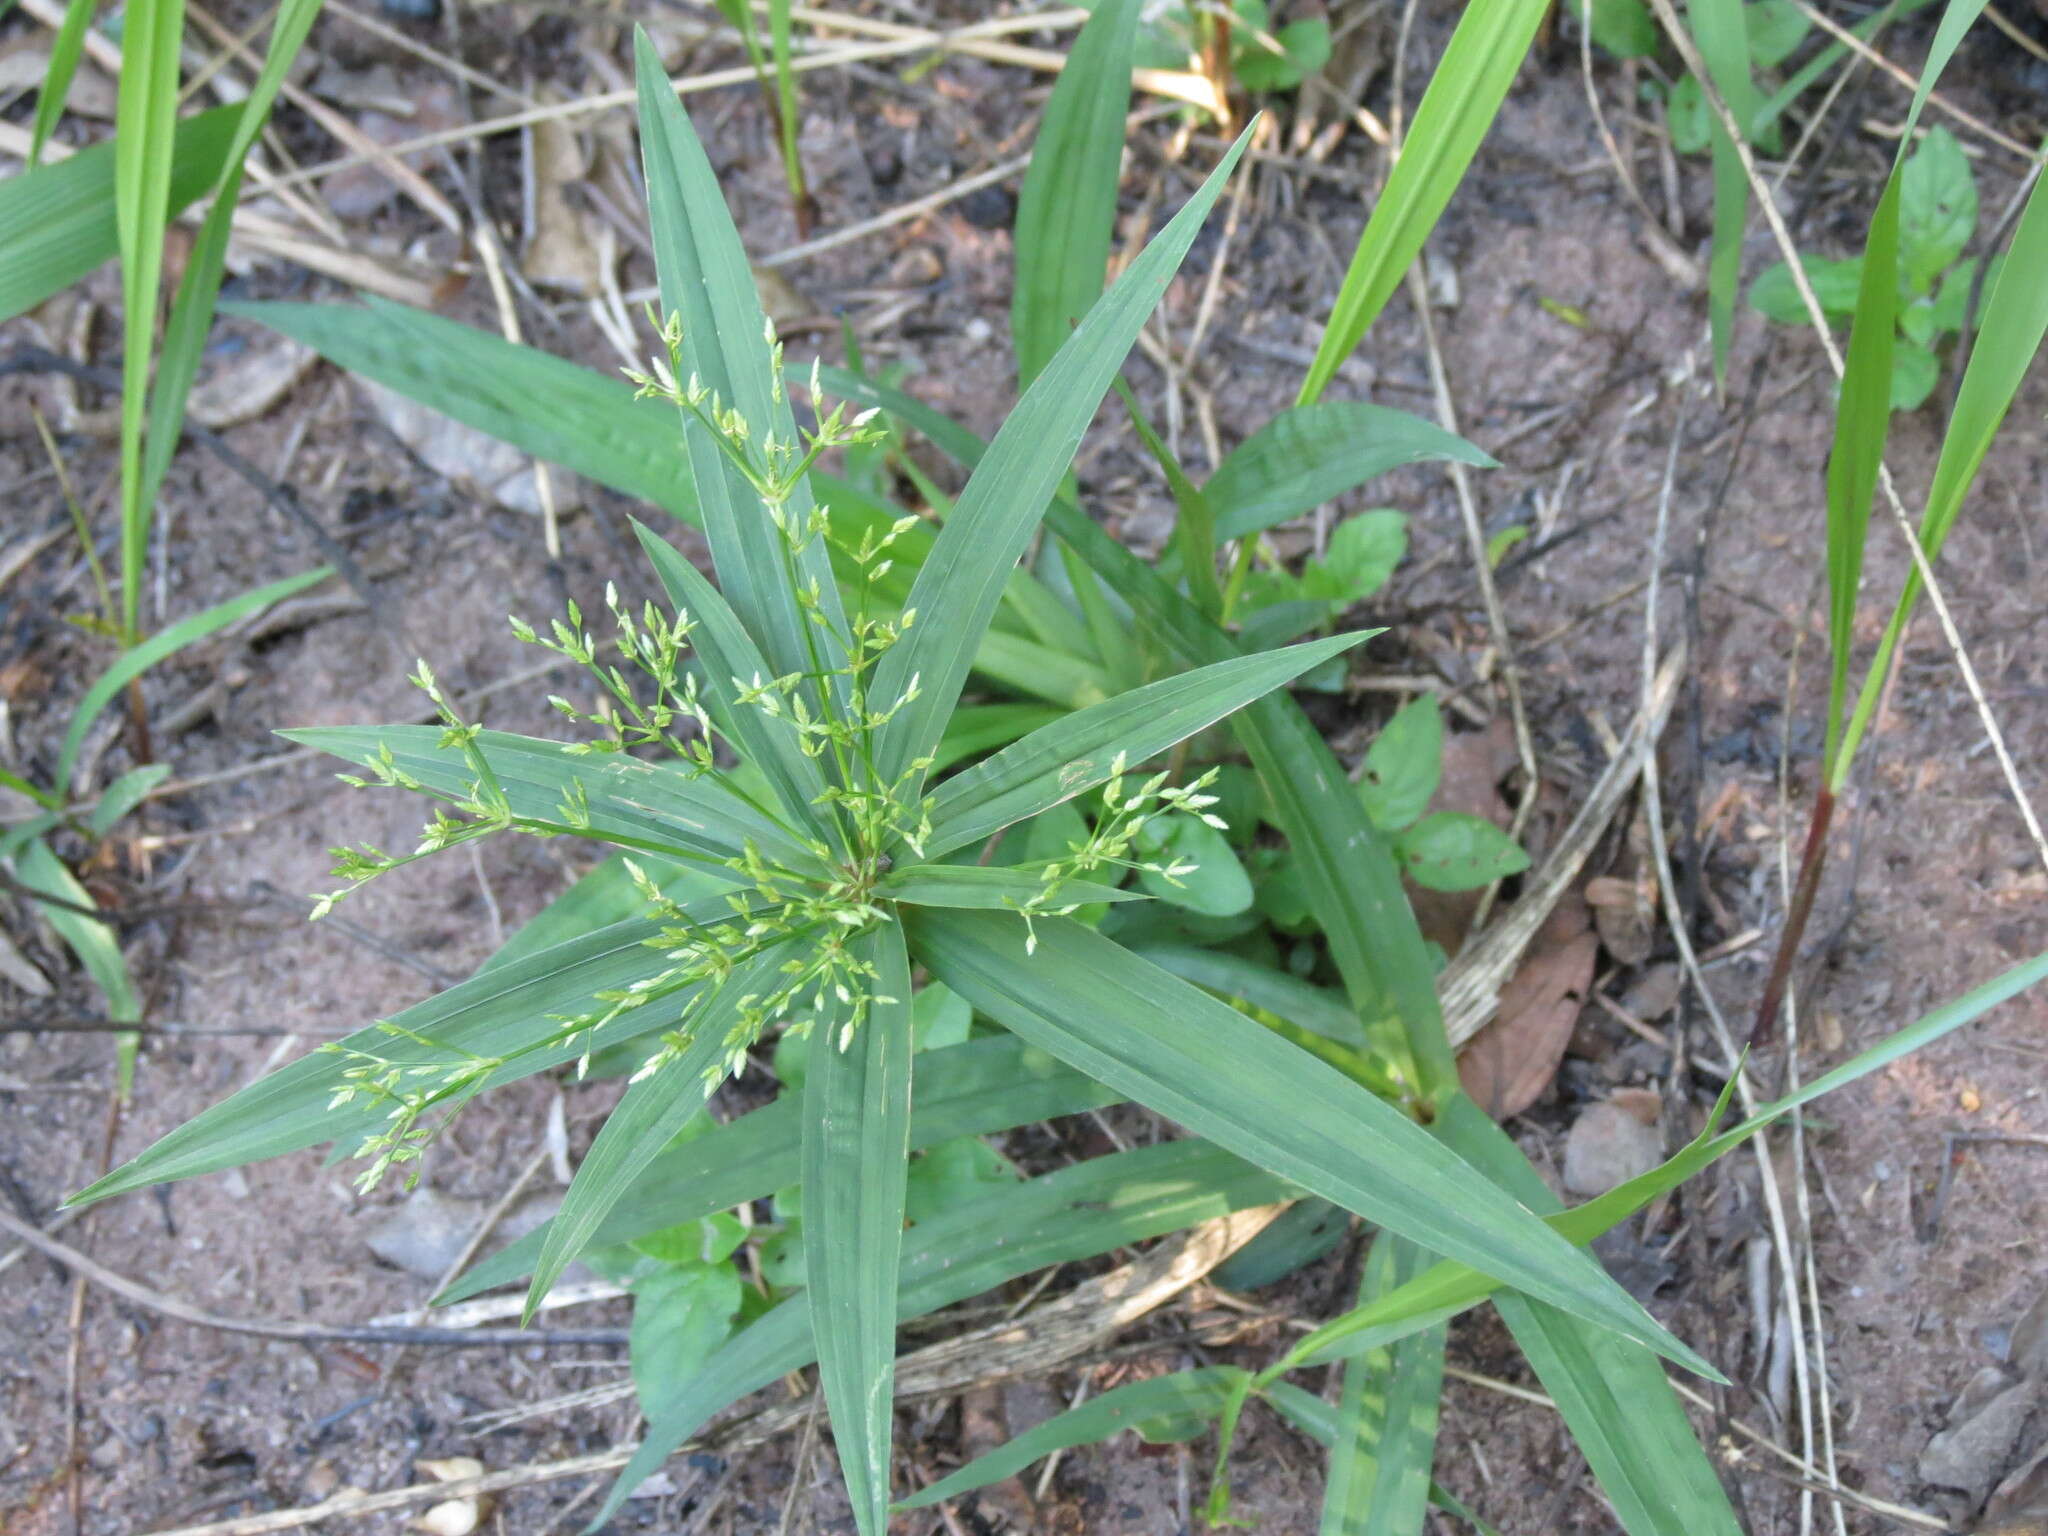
906,908 -> 1711,1374
0,105 -> 241,322
803,926 -> 914,1534
1298,0 -> 1548,404
526,940 -> 794,1314
897,1369 -> 1250,1510
140,0 -> 328,523
56,568 -> 329,796
633,29 -> 850,685
70,900 -> 754,1206
879,866 -> 1142,909
238,298 -> 701,523
922,632 -> 1366,859
870,126 -> 1252,785
284,723 -> 811,873
29,0 -> 97,162
1207,402 -> 1494,540
443,1035 -> 1120,1302
12,838 -> 140,1091
592,1139 -> 1290,1524
1434,1096 -> 1742,1536
632,522 -> 835,841
1321,1235 -> 1444,1536
1011,0 -> 1139,389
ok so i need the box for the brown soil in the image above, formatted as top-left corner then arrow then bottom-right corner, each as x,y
4,5 -> 2048,1533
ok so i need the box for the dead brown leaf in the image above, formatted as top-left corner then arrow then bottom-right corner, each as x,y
1458,896 -> 1598,1119
523,101 -> 605,295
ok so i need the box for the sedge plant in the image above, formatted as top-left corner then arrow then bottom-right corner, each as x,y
56,3 -> 2048,1533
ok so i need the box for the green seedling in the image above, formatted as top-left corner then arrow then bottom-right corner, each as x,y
1750,125 -> 1983,408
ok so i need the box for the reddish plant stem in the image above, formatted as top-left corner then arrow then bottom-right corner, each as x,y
1750,785 -> 1835,1047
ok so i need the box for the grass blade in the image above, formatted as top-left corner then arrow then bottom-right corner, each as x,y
1297,0 -> 1548,405
631,522 -> 836,841
112,0 -> 190,640
1318,1236 -> 1444,1536
803,926 -> 914,1535
594,1138 -> 1291,1523
907,907 -> 1713,1374
921,632 -> 1368,859
239,299 -> 700,523
29,0 -> 97,163
70,902 -> 764,1205
12,837 -> 141,1093
140,0 -> 324,521
1207,401 -> 1494,540
525,940 -> 794,1316
897,1368 -> 1250,1510
633,29 -> 848,687
1136,946 -> 1365,1045
55,567 -> 328,796
282,724 -> 811,874
1820,175 -> 1899,775
1435,1097 -> 1742,1536
870,126 -> 1252,786
443,1034 -> 1120,1302
879,866 -> 1142,908
1011,0 -> 1139,390
1838,158 -> 2048,778
1115,377 -> 1223,619
0,105 -> 239,322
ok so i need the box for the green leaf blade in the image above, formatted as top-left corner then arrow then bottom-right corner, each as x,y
802,926 -> 915,1535
906,907 -> 1712,1376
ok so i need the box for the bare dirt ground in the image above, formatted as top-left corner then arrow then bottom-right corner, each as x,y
5,5 -> 2048,1533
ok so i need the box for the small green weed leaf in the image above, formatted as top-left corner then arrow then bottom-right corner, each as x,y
895,1368 -> 1250,1510
1394,812 -> 1529,891
1569,0 -> 1659,57
59,568 -> 329,797
1898,126 -> 1976,294
1137,816 -> 1254,916
442,1036 -> 1120,1302
921,632 -> 1365,859
803,926 -> 914,1536
1748,254 -> 1863,323
629,1262 -> 744,1423
1299,0 -> 1549,402
908,908 -> 1712,1374
595,1139 -> 1292,1522
1358,696 -> 1442,833
872,125 -> 1251,786
1890,340 -> 1940,410
1208,404 -> 1490,541
1666,74 -> 1710,155
1299,511 -> 1406,605
1011,0 -> 1139,390
1743,0 -> 1810,68
905,1136 -> 1016,1224
1235,14 -> 1331,92
629,1211 -> 748,1267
